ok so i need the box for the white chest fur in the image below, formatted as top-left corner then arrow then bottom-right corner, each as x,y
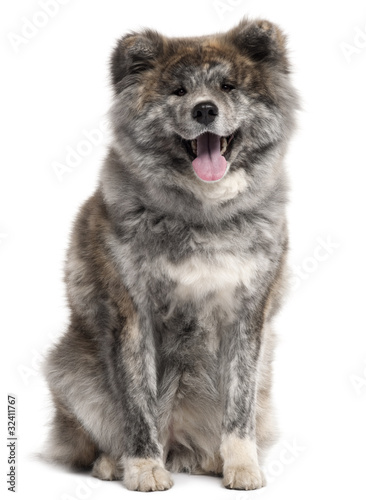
158,249 -> 267,323
164,253 -> 258,300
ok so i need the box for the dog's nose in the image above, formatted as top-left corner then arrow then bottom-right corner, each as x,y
192,101 -> 218,125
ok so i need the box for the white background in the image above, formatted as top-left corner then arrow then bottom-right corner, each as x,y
1,0 -> 366,499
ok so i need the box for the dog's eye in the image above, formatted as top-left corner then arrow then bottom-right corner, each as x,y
221,83 -> 235,92
174,88 -> 187,97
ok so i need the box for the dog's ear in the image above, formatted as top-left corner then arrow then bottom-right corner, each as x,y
110,29 -> 164,92
228,18 -> 289,69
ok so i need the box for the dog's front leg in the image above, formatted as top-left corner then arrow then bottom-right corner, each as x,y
220,313 -> 266,491
118,315 -> 173,492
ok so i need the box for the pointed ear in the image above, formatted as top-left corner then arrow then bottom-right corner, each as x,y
228,18 -> 289,68
110,29 -> 164,92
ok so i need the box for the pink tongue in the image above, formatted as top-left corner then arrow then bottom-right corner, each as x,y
192,133 -> 227,182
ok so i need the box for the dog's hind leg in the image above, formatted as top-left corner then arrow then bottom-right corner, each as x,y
43,397 -> 98,470
92,453 -> 123,480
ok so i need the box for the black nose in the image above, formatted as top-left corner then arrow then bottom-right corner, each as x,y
192,101 -> 218,125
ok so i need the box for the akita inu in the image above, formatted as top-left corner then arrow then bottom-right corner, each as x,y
44,18 -> 298,491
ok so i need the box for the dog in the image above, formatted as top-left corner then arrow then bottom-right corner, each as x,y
44,18 -> 298,491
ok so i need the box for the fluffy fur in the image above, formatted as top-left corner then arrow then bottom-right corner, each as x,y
43,18 -> 298,491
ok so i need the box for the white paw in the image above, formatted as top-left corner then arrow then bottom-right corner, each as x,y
223,464 -> 266,490
123,458 -> 173,492
220,435 -> 266,490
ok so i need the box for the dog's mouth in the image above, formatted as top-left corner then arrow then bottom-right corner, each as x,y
181,132 -> 235,182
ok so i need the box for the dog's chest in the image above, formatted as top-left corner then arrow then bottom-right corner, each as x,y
152,229 -> 264,322
114,217 -> 270,322
163,251 -> 257,301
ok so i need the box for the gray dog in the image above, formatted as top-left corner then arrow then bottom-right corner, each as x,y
44,18 -> 298,492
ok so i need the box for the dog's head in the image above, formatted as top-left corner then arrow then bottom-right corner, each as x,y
108,19 -> 298,210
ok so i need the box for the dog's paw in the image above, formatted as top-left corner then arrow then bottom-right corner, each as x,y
221,435 -> 265,490
223,464 -> 265,490
123,458 -> 173,492
92,454 -> 123,481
